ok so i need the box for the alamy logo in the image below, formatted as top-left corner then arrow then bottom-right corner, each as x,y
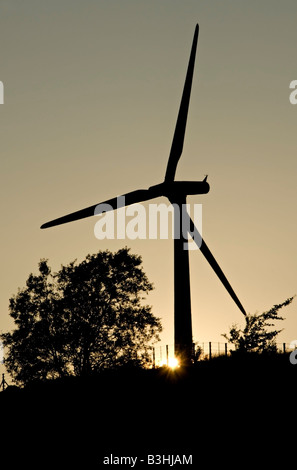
0,81 -> 3,104
289,80 -> 297,105
0,341 -> 3,364
289,340 -> 297,364
94,197 -> 203,251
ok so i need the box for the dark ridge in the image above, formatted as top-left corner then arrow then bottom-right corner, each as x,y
1,355 -> 296,466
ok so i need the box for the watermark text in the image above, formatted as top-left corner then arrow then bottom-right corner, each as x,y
0,81 -> 3,104
0,340 -> 3,364
289,340 -> 297,364
289,80 -> 297,104
94,197 -> 202,250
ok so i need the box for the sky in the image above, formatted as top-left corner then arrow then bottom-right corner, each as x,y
1,0 -> 297,379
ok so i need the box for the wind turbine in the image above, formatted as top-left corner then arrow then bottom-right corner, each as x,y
41,24 -> 246,366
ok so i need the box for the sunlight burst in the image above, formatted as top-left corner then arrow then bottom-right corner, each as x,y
168,357 -> 179,369
159,356 -> 180,369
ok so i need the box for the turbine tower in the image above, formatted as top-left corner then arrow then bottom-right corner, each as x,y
41,24 -> 246,366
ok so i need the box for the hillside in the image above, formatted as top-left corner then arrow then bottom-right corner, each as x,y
1,354 -> 296,467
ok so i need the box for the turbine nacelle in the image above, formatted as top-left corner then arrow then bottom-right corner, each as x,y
149,177 -> 209,199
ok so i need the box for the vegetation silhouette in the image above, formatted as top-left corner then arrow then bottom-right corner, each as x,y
1,248 -> 162,385
1,249 -> 295,465
223,296 -> 294,353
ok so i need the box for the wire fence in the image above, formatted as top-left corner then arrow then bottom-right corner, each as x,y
1,342 -> 296,387
151,342 -> 297,368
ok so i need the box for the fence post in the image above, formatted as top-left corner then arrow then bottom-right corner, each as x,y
283,343 -> 286,354
153,348 -> 155,368
225,343 -> 228,356
166,345 -> 169,366
209,342 -> 212,360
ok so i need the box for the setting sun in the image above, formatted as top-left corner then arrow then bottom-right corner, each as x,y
168,357 -> 179,369
158,356 -> 180,369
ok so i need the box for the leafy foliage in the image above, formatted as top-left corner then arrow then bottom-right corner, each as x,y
1,249 -> 162,384
222,297 -> 294,353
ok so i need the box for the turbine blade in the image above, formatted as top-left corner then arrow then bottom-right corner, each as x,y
40,188 -> 157,229
164,24 -> 199,182
188,216 -> 246,316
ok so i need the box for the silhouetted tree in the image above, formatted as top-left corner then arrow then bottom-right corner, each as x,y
1,248 -> 162,384
222,297 -> 294,353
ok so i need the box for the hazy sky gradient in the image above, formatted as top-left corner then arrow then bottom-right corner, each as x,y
1,1 -> 297,377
